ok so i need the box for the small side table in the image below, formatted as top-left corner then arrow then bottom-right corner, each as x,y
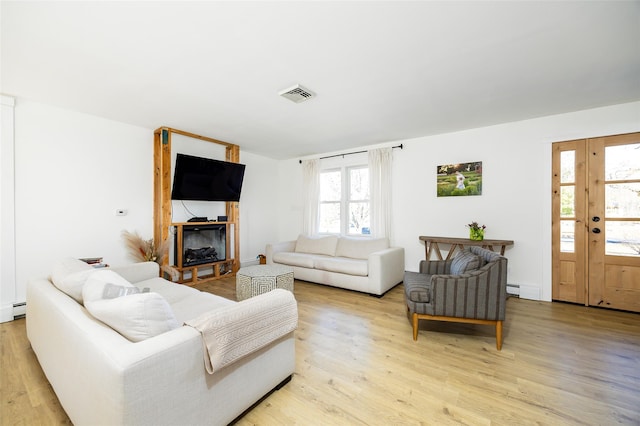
236,265 -> 294,301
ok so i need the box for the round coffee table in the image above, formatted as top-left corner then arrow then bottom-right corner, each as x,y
236,264 -> 294,301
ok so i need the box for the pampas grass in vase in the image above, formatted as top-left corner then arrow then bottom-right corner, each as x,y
121,230 -> 170,264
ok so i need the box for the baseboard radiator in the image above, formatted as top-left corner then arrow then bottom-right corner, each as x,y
506,283 -> 520,297
13,302 -> 26,319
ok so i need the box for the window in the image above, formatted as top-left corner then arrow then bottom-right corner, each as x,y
319,166 -> 370,235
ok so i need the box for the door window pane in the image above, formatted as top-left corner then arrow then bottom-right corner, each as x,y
605,143 -> 640,180
560,150 -> 575,183
560,186 -> 575,217
606,183 -> 640,218
560,220 -> 575,253
605,221 -> 640,257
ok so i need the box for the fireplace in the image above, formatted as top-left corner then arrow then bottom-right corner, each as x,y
176,224 -> 226,267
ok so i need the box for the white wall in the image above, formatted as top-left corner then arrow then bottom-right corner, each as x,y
275,101 -> 640,301
1,95 -> 17,321
2,99 -> 281,316
13,100 -> 153,302
237,151 -> 282,263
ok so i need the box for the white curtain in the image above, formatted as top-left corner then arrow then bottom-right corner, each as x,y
368,147 -> 393,240
301,159 -> 319,235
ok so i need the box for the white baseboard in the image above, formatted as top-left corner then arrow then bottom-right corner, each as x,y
518,285 -> 541,300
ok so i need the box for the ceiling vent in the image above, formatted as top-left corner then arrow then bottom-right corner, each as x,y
278,84 -> 316,103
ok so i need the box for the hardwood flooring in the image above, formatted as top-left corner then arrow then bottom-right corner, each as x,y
2,278 -> 639,425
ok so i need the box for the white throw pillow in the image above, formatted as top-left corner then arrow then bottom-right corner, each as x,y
83,270 -> 180,342
82,270 -> 138,304
335,237 -> 389,259
50,257 -> 97,304
294,234 -> 338,256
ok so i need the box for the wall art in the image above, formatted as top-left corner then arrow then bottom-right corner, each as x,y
437,161 -> 482,197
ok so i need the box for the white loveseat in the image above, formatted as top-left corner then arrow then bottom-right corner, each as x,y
266,235 -> 404,296
27,259 -> 296,426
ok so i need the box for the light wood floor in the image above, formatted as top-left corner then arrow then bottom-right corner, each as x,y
2,278 -> 640,425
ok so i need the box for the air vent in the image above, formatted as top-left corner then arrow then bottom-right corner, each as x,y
278,84 -> 316,103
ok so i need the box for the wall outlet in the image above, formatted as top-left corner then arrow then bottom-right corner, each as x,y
115,209 -> 127,216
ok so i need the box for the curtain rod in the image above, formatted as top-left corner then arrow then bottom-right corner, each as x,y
298,144 -> 403,164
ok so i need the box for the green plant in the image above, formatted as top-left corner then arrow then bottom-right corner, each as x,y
467,221 -> 486,232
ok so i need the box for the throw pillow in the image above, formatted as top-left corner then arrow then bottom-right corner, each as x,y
294,234 -> 338,256
82,270 -> 138,304
450,249 -> 481,275
83,269 -> 180,342
335,237 -> 389,259
85,293 -> 180,342
50,257 -> 97,304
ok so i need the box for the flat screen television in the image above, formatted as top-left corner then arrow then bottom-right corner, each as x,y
171,153 -> 246,202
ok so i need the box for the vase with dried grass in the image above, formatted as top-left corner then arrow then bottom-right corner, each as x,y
121,230 -> 170,264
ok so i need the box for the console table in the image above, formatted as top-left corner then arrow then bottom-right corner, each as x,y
419,236 -> 514,260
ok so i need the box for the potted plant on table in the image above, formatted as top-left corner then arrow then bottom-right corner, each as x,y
467,221 -> 486,241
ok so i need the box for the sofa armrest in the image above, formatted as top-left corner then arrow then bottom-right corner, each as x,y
266,240 -> 296,264
185,289 -> 298,373
368,247 -> 405,294
109,261 -> 159,283
420,260 -> 452,274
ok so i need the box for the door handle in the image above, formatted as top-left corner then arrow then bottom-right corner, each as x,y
592,228 -> 601,234
592,216 -> 600,222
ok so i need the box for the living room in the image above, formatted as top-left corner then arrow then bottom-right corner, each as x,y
1,1 -> 639,424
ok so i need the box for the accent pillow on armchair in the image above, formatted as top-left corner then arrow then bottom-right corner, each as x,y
449,249 -> 481,275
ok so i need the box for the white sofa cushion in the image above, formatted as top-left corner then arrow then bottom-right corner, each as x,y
313,257 -> 368,277
136,276 -> 234,323
83,270 -> 180,342
294,234 -> 338,256
335,237 -> 389,260
50,257 -> 97,304
273,252 -> 316,268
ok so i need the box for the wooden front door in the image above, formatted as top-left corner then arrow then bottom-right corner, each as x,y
552,132 -> 640,312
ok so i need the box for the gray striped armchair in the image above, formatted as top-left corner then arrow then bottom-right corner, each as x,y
404,246 -> 508,350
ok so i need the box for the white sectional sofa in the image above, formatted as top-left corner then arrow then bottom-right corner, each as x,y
27,259 -> 297,426
266,235 -> 405,296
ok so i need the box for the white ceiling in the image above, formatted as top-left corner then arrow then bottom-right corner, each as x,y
2,1 -> 639,159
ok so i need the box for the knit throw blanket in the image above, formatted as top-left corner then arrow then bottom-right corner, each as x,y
185,289 -> 298,374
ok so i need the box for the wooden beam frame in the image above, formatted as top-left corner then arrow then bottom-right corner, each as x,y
153,127 -> 241,282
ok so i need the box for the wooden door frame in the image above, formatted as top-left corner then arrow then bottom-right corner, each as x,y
587,132 -> 640,309
552,132 -> 640,311
552,139 -> 587,304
